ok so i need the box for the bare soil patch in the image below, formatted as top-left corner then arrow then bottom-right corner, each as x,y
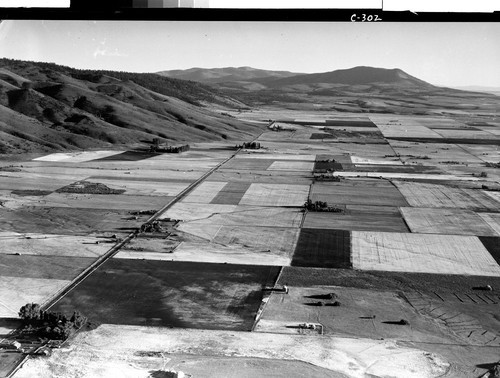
0,254 -> 96,280
0,206 -> 145,235
210,182 -> 251,205
303,210 -> 409,233
292,229 -> 351,268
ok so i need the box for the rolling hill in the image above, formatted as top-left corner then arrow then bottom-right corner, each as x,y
0,59 -> 262,154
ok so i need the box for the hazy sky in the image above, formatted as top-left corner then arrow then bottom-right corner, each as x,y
1,21 -> 499,87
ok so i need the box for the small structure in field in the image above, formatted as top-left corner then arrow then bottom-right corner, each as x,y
236,141 -> 261,150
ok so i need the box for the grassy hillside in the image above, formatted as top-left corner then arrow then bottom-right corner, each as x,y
0,59 -> 262,154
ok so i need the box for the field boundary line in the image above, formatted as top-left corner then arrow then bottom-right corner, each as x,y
42,142 -> 259,311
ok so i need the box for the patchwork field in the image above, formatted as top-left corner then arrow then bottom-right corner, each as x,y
4,110 -> 500,378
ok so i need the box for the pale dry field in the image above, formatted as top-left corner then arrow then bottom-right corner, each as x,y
394,181 -> 500,210
400,207 -> 500,236
116,241 -> 291,265
235,152 -> 316,161
267,160 -> 315,171
163,204 -> 303,227
377,124 -> 444,139
351,231 -> 500,276
350,156 -> 403,165
13,324 -> 450,378
0,232 -> 110,258
180,181 -> 228,203
32,150 -> 125,162
239,183 -> 310,207
0,276 -> 70,317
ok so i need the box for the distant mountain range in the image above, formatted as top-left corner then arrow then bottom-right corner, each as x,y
158,66 -> 434,89
157,66 -> 499,114
157,66 -> 302,84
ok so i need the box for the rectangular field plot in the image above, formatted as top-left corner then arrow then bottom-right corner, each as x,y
0,207 -> 145,235
177,224 -> 299,259
394,181 -> 500,211
164,204 -> 303,228
50,260 -> 281,330
71,178 -> 190,196
310,180 -> 409,207
239,184 -> 310,207
161,203 -> 239,222
346,165 -> 442,174
33,193 -> 172,211
351,231 -> 500,276
181,181 -> 227,203
207,170 -> 314,185
303,210 -> 409,233
0,276 -> 70,317
326,119 -> 376,127
116,242 -> 291,266
221,158 -> 275,170
400,207 -> 500,236
255,286 -> 452,343
292,229 -> 350,268
210,182 -> 251,205
350,156 -> 403,165
267,161 -> 315,172
377,124 -> 443,139
236,153 -> 316,161
32,150 -> 124,162
335,171 -> 482,181
479,237 -> 500,265
434,129 -> 496,139
0,232 -> 110,258
477,213 -> 500,235
458,144 -> 500,164
389,141 -> 484,165
0,175 -> 81,192
0,254 -> 96,281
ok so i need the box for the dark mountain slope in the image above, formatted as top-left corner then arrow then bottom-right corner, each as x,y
261,66 -> 434,88
0,59 -> 262,154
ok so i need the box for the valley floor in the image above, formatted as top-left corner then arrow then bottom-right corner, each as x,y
1,109 -> 500,378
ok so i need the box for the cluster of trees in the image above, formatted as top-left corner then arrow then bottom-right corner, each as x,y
236,142 -> 261,149
18,303 -> 87,340
314,174 -> 341,182
304,199 -> 343,213
150,144 -> 190,153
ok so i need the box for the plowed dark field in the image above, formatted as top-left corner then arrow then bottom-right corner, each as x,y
51,260 -> 281,330
291,229 -> 351,268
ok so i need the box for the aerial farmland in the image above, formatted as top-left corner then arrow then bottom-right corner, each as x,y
1,20 -> 500,378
